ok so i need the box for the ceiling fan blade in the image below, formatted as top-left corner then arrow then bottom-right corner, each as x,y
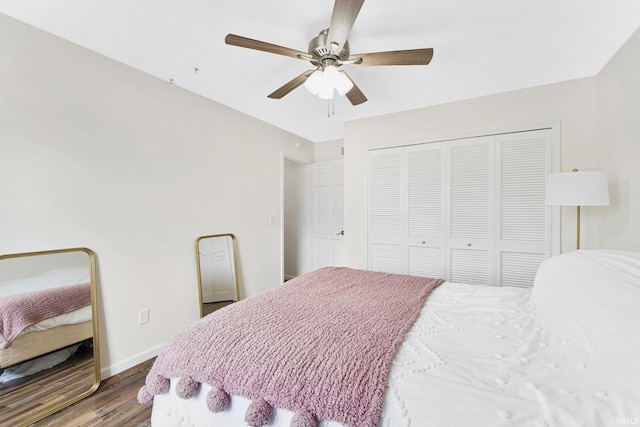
225,34 -> 312,60
350,48 -> 434,66
340,71 -> 367,105
268,70 -> 315,99
326,0 -> 365,53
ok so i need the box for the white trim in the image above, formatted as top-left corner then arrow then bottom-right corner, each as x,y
549,123 -> 562,256
100,342 -> 164,379
282,153 -> 312,165
367,121 -> 560,152
281,152 -> 311,282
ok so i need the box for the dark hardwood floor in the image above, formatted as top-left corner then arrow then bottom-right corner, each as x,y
202,300 -> 234,316
30,358 -> 154,427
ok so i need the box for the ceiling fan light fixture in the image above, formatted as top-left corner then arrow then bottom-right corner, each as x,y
335,71 -> 354,96
304,69 -> 324,95
304,65 -> 353,99
323,64 -> 340,79
317,85 -> 335,100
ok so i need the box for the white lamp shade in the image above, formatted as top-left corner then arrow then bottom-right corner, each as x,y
304,70 -> 323,95
304,66 -> 353,99
334,70 -> 354,96
545,171 -> 610,206
317,86 -> 335,100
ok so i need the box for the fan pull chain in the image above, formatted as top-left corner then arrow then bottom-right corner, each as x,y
327,97 -> 335,117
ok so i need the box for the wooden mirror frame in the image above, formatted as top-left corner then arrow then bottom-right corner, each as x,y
0,247 -> 100,426
195,234 -> 239,318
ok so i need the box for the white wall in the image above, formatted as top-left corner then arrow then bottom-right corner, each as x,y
314,139 -> 344,162
0,14 -> 314,376
597,27 -> 640,251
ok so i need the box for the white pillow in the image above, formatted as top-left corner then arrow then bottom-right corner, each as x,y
531,249 -> 640,374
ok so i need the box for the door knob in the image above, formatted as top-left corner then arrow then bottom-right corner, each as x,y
337,230 -> 344,236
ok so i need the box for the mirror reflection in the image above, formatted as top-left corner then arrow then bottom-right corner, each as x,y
0,248 -> 100,427
195,234 -> 239,317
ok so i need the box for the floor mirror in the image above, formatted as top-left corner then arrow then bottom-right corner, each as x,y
0,247 -> 100,426
195,234 -> 239,318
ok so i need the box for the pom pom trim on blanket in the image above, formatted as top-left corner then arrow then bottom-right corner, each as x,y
207,386 -> 231,413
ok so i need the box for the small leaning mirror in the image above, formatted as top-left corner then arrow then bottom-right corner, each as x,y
0,247 -> 100,427
195,234 -> 239,318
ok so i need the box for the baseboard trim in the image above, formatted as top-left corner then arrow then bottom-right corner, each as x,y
100,343 -> 164,379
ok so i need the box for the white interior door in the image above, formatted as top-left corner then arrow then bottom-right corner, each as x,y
309,160 -> 344,270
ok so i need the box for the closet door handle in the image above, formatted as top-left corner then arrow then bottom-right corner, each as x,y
337,230 -> 344,236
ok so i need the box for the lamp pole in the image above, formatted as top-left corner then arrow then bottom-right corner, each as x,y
576,205 -> 581,250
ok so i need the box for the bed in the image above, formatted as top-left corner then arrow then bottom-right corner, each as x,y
0,267 -> 93,373
139,249 -> 640,426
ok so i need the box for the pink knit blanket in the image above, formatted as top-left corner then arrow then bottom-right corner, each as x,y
138,267 -> 443,427
0,283 -> 91,349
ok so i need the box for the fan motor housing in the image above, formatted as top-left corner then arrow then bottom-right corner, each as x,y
308,29 -> 350,65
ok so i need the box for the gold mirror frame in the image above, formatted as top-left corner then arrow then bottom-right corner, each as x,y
0,247 -> 100,426
195,234 -> 240,318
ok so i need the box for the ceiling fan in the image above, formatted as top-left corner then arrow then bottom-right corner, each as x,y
225,0 -> 434,107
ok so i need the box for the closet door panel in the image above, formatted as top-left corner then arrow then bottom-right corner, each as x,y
406,144 -> 445,277
500,251 -> 546,288
450,248 -> 490,286
368,148 -> 403,273
448,139 -> 492,240
496,130 -> 552,287
407,146 -> 443,241
447,137 -> 493,284
408,246 -> 443,278
370,244 -> 402,274
498,131 -> 548,243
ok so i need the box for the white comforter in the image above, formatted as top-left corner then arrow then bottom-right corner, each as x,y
152,250 -> 640,426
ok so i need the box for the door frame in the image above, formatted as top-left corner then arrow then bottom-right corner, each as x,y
281,153 -> 311,283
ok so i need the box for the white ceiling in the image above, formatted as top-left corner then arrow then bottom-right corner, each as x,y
2,0 -> 640,142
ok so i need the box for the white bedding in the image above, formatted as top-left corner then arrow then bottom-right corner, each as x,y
0,266 -> 90,296
151,250 -> 640,426
10,305 -> 93,337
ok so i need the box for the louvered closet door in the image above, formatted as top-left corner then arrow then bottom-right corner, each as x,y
368,148 -> 403,273
447,137 -> 494,286
496,130 -> 551,287
406,144 -> 445,278
367,128 -> 556,286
